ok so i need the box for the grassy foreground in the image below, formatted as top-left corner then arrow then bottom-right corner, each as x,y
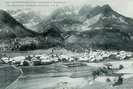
0,65 -> 21,89
81,77 -> 133,89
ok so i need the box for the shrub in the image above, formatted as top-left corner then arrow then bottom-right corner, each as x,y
119,65 -> 124,70
92,67 -> 114,79
106,78 -> 111,82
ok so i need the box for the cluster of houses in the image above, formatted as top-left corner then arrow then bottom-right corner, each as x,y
0,53 -> 78,66
86,50 -> 132,62
0,50 -> 133,66
0,54 -> 58,66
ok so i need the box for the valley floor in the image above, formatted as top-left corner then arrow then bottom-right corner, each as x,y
6,63 -> 93,89
1,59 -> 133,89
1,49 -> 133,89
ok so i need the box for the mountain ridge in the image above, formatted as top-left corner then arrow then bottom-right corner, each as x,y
0,9 -> 39,39
1,4 -> 133,52
33,4 -> 133,51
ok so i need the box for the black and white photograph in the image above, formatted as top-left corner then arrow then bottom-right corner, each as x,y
0,0 -> 133,89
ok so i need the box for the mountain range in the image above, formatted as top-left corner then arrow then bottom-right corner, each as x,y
1,4 -> 133,52
7,9 -> 46,31
0,10 -> 39,39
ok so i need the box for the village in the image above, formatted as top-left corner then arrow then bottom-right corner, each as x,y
0,50 -> 132,67
1,50 -> 133,89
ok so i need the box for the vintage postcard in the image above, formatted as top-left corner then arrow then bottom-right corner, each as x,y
0,0 -> 133,89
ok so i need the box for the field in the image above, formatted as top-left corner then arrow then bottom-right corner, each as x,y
4,60 -> 133,89
81,60 -> 133,89
1,60 -> 133,89
0,65 -> 21,89
80,77 -> 133,89
6,63 -> 94,89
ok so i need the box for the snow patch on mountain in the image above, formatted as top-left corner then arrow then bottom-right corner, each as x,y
81,26 -> 92,31
59,9 -> 79,16
66,35 -> 78,43
112,14 -> 117,19
102,14 -> 117,19
81,13 -> 103,31
101,14 -> 128,24
24,20 -> 39,30
7,9 -> 47,30
119,17 -> 128,24
83,14 -> 103,27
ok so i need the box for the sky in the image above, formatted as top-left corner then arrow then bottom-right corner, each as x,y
0,0 -> 133,18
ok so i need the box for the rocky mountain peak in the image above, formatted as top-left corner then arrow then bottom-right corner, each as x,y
101,4 -> 112,10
